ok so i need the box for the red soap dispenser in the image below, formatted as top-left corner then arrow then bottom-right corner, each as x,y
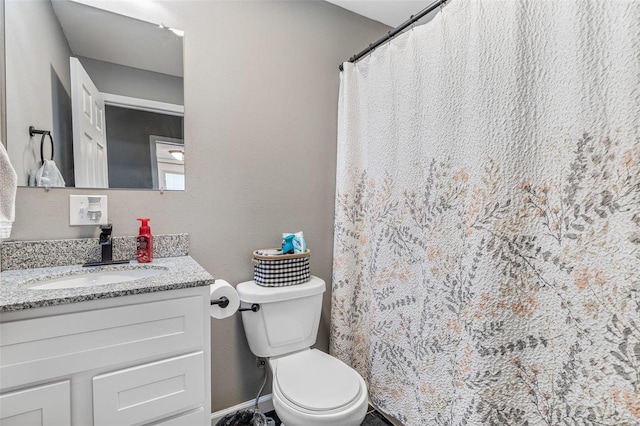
136,218 -> 153,263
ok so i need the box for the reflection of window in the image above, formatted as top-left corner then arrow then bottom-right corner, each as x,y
164,173 -> 185,190
158,163 -> 185,191
150,136 -> 185,190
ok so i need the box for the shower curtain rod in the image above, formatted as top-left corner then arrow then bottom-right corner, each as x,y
339,0 -> 448,71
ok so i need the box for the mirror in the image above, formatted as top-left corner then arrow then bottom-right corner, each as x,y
4,0 -> 185,190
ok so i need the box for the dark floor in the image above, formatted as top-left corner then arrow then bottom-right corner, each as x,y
362,406 -> 395,426
264,405 -> 393,426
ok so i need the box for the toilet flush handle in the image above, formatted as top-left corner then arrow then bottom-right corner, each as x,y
239,303 -> 260,312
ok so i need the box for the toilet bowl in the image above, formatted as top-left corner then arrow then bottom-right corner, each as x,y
236,276 -> 368,426
270,349 -> 368,426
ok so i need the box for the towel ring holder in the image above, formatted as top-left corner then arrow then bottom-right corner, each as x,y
29,126 -> 54,165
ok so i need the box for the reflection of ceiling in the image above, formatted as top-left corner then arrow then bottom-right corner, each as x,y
156,142 -> 185,164
51,0 -> 183,77
325,1 -> 436,27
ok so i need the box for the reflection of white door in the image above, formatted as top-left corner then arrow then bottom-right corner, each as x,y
70,58 -> 108,188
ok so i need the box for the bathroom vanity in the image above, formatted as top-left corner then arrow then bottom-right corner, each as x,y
0,239 -> 212,426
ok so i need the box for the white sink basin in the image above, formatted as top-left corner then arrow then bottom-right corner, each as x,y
28,268 -> 167,290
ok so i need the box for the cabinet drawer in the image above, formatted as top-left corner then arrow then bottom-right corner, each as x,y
145,407 -> 205,425
93,352 -> 204,426
0,381 -> 70,426
0,296 -> 204,389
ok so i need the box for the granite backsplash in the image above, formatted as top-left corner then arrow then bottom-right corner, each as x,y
0,234 -> 189,271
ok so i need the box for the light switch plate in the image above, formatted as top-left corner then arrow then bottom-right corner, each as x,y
69,195 -> 108,226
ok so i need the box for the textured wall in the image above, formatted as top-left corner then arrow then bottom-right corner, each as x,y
7,0 -> 388,412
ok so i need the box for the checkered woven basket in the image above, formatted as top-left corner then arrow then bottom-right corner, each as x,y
252,249 -> 310,287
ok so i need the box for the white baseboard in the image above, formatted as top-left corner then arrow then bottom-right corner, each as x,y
210,394 -> 274,425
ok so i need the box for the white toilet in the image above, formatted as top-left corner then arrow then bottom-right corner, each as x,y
236,276 -> 368,426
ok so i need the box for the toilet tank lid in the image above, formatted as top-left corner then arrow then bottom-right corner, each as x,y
236,276 -> 325,303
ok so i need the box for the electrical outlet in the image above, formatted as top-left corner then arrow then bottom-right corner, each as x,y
69,195 -> 108,226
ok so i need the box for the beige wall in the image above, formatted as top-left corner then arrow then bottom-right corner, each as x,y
7,0 -> 388,412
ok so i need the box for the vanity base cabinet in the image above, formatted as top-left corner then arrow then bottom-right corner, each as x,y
0,381 -> 71,426
0,288 -> 211,426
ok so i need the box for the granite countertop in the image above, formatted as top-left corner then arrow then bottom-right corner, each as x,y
0,256 -> 214,312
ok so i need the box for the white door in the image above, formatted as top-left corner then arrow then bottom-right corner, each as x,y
70,57 -> 108,188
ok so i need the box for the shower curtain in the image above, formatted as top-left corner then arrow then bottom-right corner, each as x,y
332,0 -> 640,424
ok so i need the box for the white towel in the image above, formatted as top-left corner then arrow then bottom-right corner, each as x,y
0,141 -> 17,239
28,159 -> 65,188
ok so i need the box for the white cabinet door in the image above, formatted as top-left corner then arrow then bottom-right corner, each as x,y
0,381 -> 70,426
93,352 -> 204,426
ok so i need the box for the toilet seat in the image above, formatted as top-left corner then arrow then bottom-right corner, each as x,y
272,349 -> 364,413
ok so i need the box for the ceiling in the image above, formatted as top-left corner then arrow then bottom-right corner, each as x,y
325,0 -> 437,28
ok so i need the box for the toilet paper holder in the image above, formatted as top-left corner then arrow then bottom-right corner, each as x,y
211,296 -> 260,312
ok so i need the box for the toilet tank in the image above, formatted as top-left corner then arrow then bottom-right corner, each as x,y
236,276 -> 326,357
